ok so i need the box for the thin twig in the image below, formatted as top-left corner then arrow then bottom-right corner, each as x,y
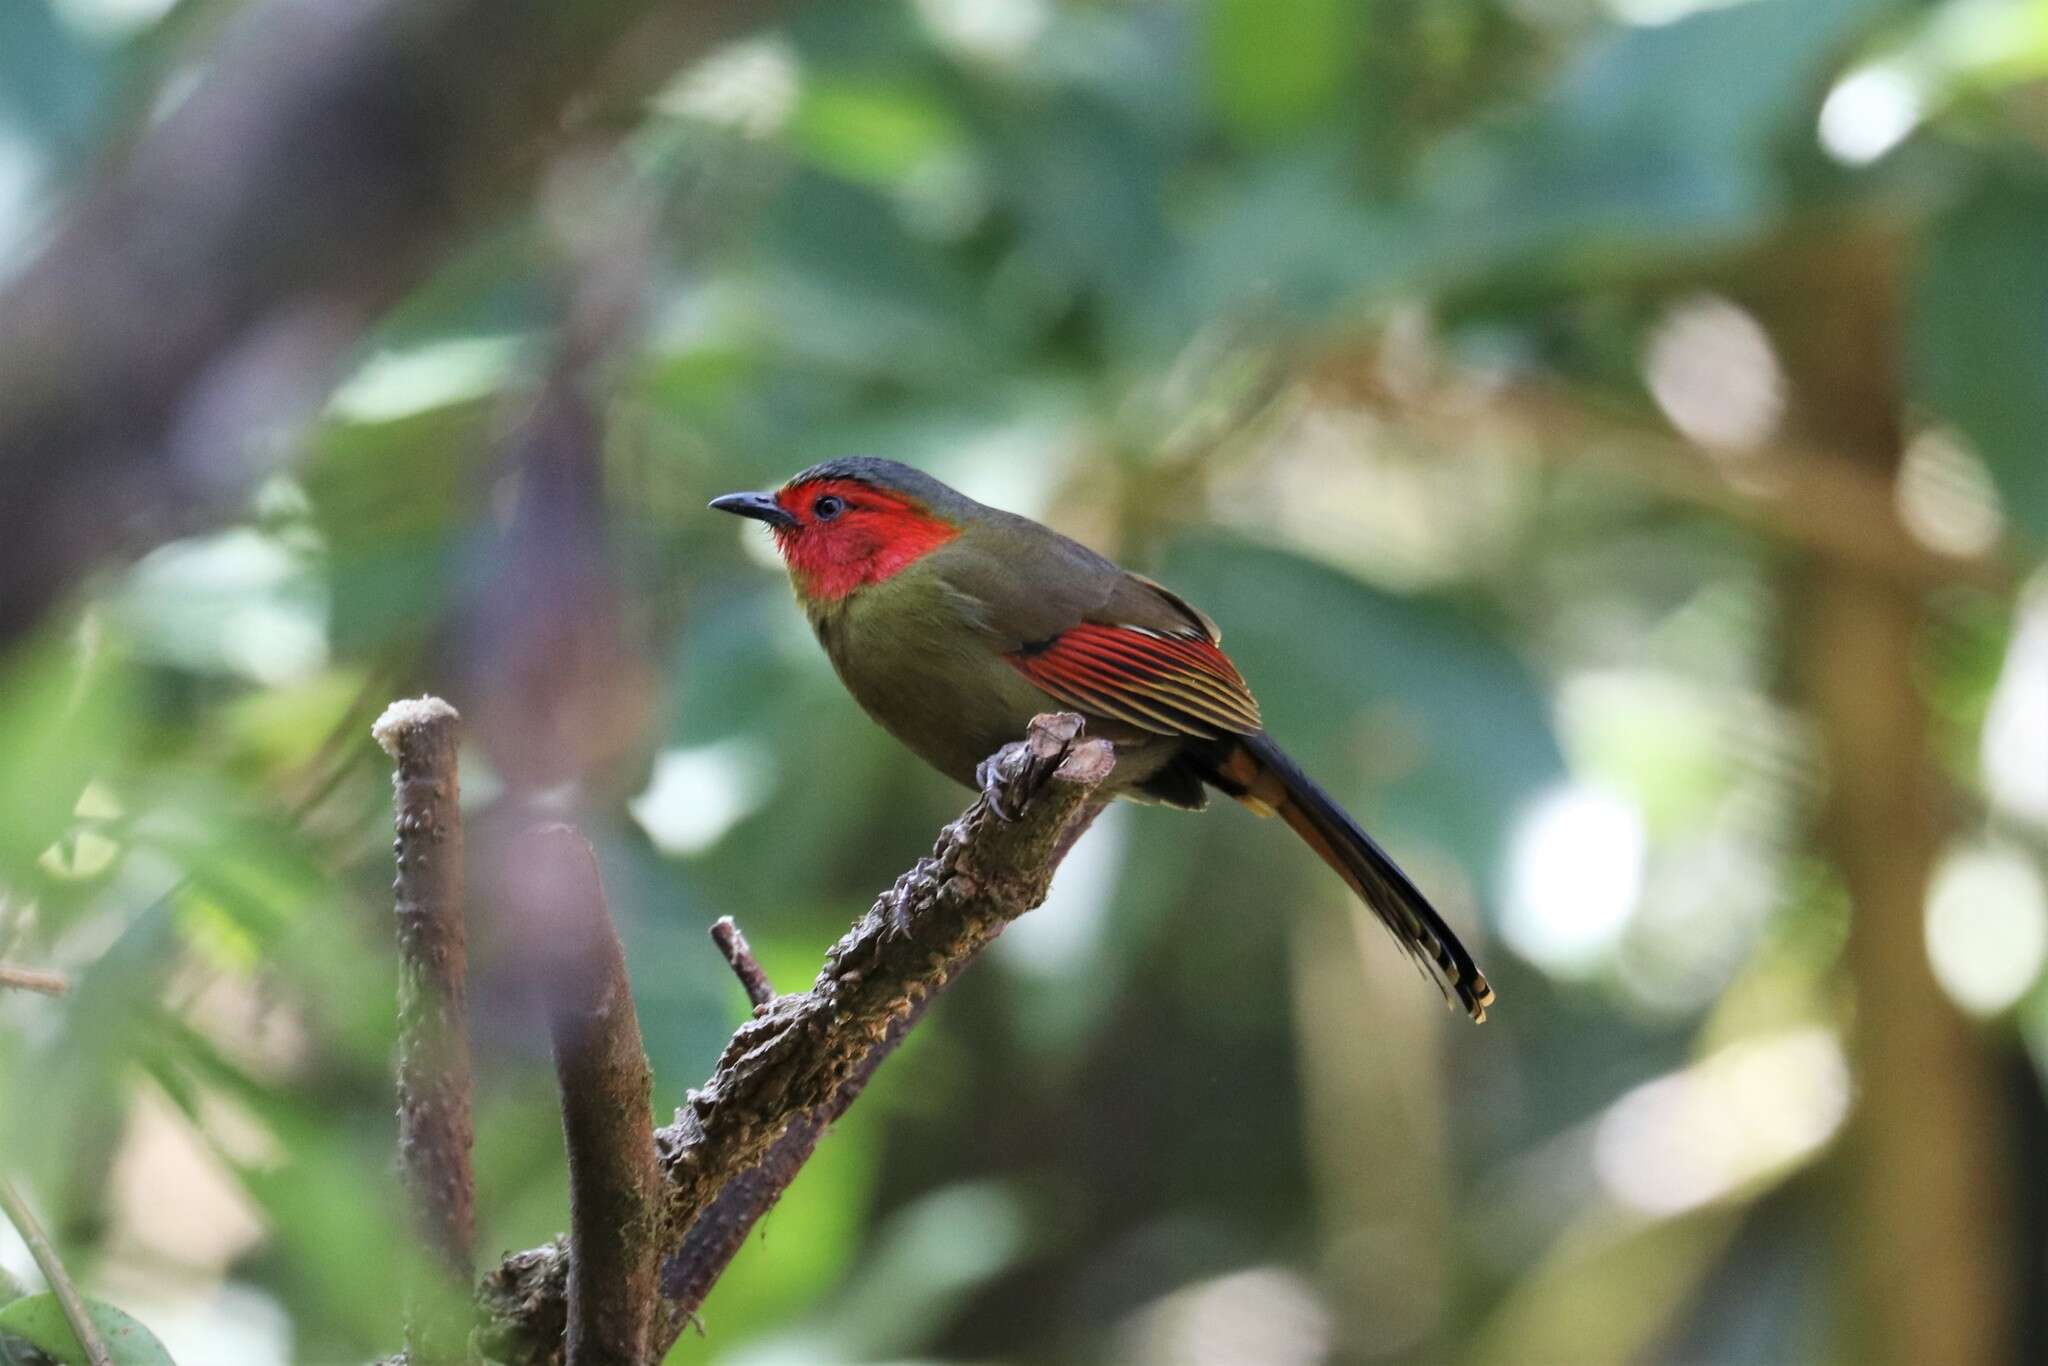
0,1174 -> 112,1366
518,825 -> 663,1366
470,714 -> 1116,1366
0,966 -> 66,996
708,917 -> 775,1008
371,696 -> 476,1358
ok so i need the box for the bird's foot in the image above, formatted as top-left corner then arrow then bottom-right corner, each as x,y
976,752 -> 1019,823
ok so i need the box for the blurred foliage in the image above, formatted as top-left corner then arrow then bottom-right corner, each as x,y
1917,159 -> 2048,540
3,0 -> 2048,1363
0,1292 -> 176,1365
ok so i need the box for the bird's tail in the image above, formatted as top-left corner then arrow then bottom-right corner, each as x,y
1204,732 -> 1493,1022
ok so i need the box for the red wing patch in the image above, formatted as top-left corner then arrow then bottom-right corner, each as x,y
1006,623 -> 1262,738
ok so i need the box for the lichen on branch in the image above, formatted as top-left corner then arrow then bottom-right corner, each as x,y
373,695 -> 477,1360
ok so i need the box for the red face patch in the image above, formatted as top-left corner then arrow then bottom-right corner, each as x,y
770,478 -> 960,602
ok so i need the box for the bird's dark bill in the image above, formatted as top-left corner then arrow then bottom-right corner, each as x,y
709,491 -> 797,529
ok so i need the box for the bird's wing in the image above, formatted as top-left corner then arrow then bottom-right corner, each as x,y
1007,619 -> 1262,738
928,510 -> 1261,738
928,509 -> 1128,642
1110,571 -> 1223,643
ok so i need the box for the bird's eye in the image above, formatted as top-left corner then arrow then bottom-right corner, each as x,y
813,495 -> 847,521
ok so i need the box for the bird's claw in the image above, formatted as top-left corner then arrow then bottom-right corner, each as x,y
976,755 -> 1018,823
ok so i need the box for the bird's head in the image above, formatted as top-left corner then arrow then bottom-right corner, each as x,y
710,458 -> 965,604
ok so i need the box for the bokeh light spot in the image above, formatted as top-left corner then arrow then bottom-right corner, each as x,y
1595,1028 -> 1850,1216
653,35 -> 802,138
1818,64 -> 1922,166
1896,426 -> 2004,557
1644,294 -> 1784,455
1982,578 -> 2048,827
1117,1267 -> 1332,1366
629,740 -> 776,856
1925,845 -> 2048,1017
328,335 -> 522,423
914,0 -> 1050,64
1504,785 -> 1647,976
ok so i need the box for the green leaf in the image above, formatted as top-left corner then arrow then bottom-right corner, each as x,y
1914,162 -> 2048,542
0,1294 -> 176,1366
1,889 -> 178,1196
0,633 -> 134,881
302,401 -> 486,653
1413,0 -> 1900,276
1206,0 -> 1354,140
791,79 -> 964,184
756,172 -> 1003,385
1174,0 -> 1901,332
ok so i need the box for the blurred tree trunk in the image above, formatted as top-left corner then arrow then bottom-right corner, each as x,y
0,0 -> 763,646
1291,896 -> 1451,1362
1757,232 -> 2015,1366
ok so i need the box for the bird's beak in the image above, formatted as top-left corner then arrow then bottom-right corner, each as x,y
709,491 -> 798,530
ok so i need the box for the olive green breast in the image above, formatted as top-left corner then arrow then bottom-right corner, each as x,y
805,559 -> 1055,788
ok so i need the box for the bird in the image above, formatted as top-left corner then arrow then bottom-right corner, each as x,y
711,458 -> 1493,1021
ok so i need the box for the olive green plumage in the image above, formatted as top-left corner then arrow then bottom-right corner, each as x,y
803,501 -> 1226,803
712,458 -> 1495,1021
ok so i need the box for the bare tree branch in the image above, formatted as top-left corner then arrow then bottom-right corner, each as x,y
0,965 -> 67,996
465,714 -> 1115,1366
1310,347 -> 2010,591
709,917 -> 776,1009
663,797 -> 1105,1321
0,0 -> 768,645
372,696 -> 476,1358
515,826 -> 664,1366
658,961 -> 926,1321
